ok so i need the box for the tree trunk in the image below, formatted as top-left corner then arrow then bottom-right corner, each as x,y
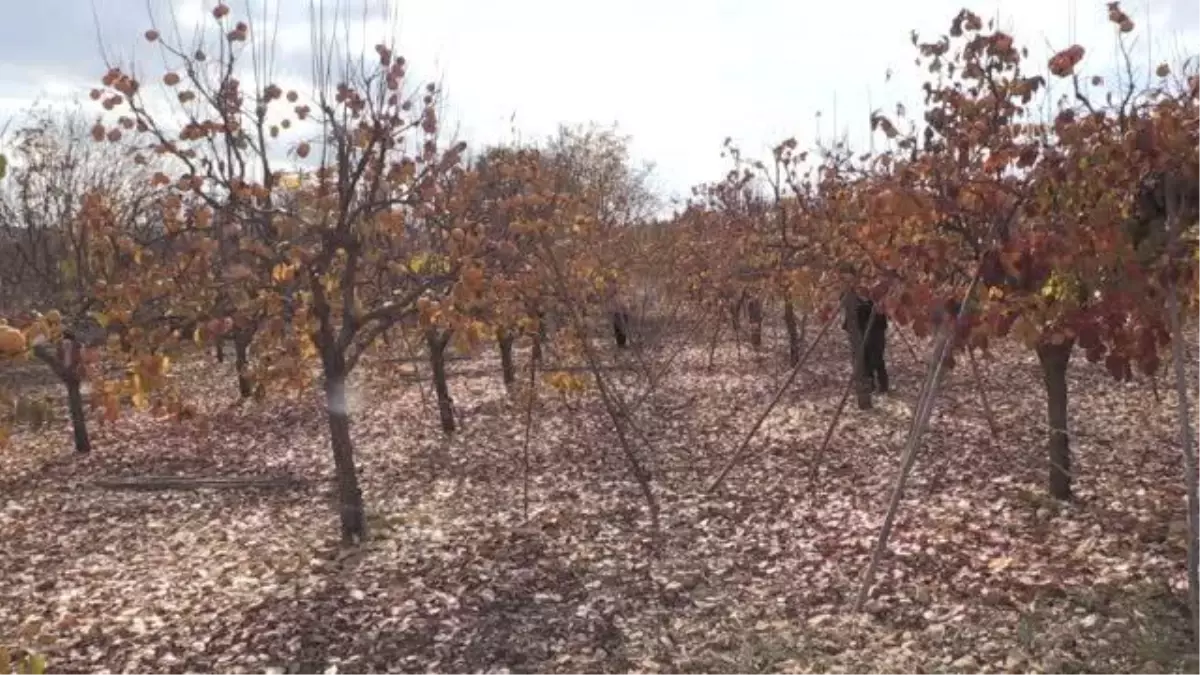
843,291 -> 873,410
531,332 -> 543,365
1036,340 -> 1074,501
705,315 -> 723,371
234,333 -> 252,399
783,298 -> 801,366
612,311 -> 631,349
729,293 -> 744,335
497,327 -> 516,389
322,363 -> 366,544
33,341 -> 90,454
427,329 -> 456,434
531,309 -> 546,365
64,375 -> 91,454
747,296 -> 764,350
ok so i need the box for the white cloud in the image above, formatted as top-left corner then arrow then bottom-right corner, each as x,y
368,0 -> 1197,202
2,0 -> 1196,205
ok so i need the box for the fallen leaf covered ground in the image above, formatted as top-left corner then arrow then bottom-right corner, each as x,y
1,326 -> 1197,673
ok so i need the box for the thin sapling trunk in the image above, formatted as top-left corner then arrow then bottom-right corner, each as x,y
33,339 -> 91,454
427,328 -> 456,434
783,298 -> 801,366
497,326 -> 516,389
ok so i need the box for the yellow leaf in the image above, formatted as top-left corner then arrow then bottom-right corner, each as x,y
272,262 -> 296,283
90,311 -> 110,329
300,336 -> 319,360
408,253 -> 429,274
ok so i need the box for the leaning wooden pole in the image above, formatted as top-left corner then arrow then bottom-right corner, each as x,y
808,306 -> 885,491
706,307 -> 839,494
1163,176 -> 1199,633
852,274 -> 982,613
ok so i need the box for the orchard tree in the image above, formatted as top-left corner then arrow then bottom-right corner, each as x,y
541,125 -> 661,347
0,109 -> 164,453
760,137 -> 819,365
468,144 -> 554,387
92,1 -> 471,543
494,144 -> 663,535
861,6 -> 1196,619
404,161 -> 495,434
683,149 -> 774,357
543,123 -> 659,229
858,7 -> 1197,506
974,11 -> 1198,502
857,11 -> 1069,479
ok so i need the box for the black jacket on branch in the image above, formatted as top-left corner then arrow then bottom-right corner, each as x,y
843,295 -> 890,394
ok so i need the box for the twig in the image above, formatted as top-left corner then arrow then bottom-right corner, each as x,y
705,307 -> 838,494
807,305 -> 884,491
94,475 -> 306,490
968,348 -> 1000,441
626,301 -> 713,415
806,372 -> 855,494
894,324 -> 924,365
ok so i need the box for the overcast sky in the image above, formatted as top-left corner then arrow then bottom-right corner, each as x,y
0,0 -> 1196,207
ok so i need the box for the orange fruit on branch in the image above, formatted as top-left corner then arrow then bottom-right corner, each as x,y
0,326 -> 27,355
1048,45 -> 1085,77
